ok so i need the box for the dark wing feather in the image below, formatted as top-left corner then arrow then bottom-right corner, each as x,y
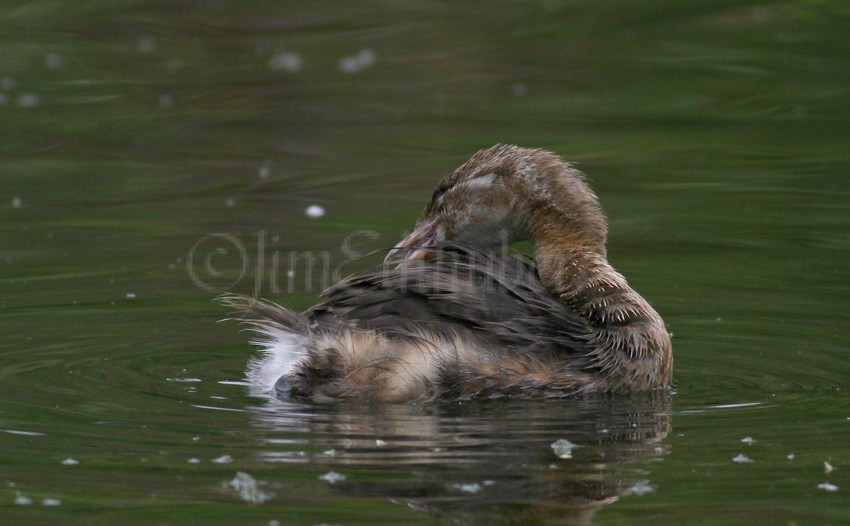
306,244 -> 593,358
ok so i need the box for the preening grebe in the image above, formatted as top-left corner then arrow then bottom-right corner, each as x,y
222,144 -> 672,402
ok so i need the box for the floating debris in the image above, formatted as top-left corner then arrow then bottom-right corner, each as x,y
14,492 -> 32,506
187,458 -> 201,464
786,453 -> 795,461
375,439 -> 387,447
3,429 -> 45,437
824,461 -> 834,474
225,198 -> 236,208
452,482 -> 481,494
268,52 -> 302,73
258,161 -> 272,178
741,437 -> 756,445
41,498 -> 61,507
626,482 -> 655,496
511,82 -> 528,96
305,205 -> 325,218
61,458 -> 79,466
318,471 -> 345,484
17,93 -> 39,108
817,482 -> 838,492
229,471 -> 272,504
212,454 -> 233,464
11,196 -> 22,208
166,377 -> 202,383
126,293 -> 136,299
45,53 -> 63,69
551,438 -> 578,459
322,449 -> 338,457
338,49 -> 376,74
137,36 -> 156,53
732,454 -> 753,463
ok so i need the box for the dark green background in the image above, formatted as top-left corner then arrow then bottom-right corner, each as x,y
0,2 -> 846,524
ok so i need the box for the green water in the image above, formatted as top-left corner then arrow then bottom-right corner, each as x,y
1,2 -> 847,524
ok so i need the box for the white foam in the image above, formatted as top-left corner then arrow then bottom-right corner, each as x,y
246,325 -> 310,394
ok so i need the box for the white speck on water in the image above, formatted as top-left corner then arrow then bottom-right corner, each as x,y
319,471 -> 345,484
551,438 -> 578,459
17,93 -> 40,108
268,521 -> 281,526
483,480 -> 495,486
229,471 -> 272,504
61,458 -> 79,466
1,76 -> 15,90
338,56 -> 360,74
732,453 -> 753,463
286,270 -> 295,278
375,439 -> 387,446
192,436 -> 201,441
14,492 -> 32,506
741,437 -> 756,445
158,94 -> 173,108
41,498 -> 61,507
45,53 -> 63,69
305,205 -> 325,218
11,196 -> 22,209
452,482 -> 481,494
212,454 -> 233,464
432,447 -> 445,453
322,449 -> 338,457
4,429 -> 46,437
357,48 -> 376,66
225,198 -> 236,208
126,293 -> 136,299
137,36 -> 156,53
787,452 -> 795,461
166,377 -> 202,383
187,458 -> 201,464
511,82 -> 528,96
268,52 -> 302,73
817,482 -> 838,492
824,461 -> 834,474
338,49 -> 376,74
259,161 -> 272,178
626,482 -> 655,496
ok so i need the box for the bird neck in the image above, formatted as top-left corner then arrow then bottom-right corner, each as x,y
530,214 -> 672,388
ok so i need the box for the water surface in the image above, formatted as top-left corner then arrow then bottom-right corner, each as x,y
1,2 -> 847,525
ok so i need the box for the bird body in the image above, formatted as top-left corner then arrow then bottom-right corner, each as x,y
223,145 -> 672,402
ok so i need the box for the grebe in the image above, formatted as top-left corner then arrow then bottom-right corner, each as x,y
222,144 -> 672,402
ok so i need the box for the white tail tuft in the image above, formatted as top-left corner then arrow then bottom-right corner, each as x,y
245,325 -> 310,394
